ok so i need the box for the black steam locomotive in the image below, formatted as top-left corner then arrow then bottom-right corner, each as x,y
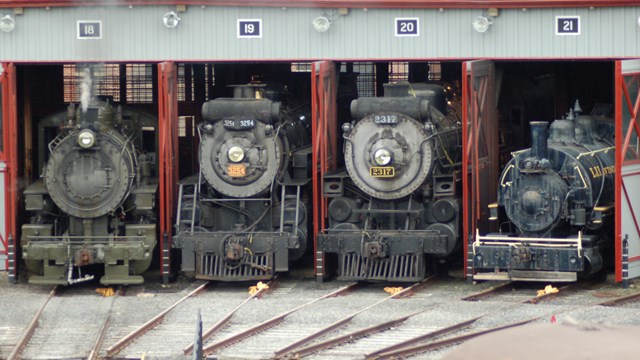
175,84 -> 312,281
21,99 -> 158,285
473,103 -> 615,282
318,82 -> 463,281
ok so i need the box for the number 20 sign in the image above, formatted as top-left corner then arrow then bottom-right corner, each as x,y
238,19 -> 262,38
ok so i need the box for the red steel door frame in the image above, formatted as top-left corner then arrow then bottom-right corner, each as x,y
615,59 -> 640,283
158,62 -> 178,283
462,60 -> 498,279
1,63 -> 17,276
311,61 -> 338,281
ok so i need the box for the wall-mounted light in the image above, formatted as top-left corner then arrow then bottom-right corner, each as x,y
472,15 -> 493,33
313,16 -> 331,32
163,11 -> 181,28
0,14 -> 16,32
638,15 -> 640,28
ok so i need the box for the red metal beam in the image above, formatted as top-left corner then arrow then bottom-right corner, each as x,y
0,0 -> 638,9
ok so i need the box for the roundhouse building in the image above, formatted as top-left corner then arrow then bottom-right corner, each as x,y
0,0 -> 638,284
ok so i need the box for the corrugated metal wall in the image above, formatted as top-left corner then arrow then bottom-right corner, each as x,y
0,6 -> 638,61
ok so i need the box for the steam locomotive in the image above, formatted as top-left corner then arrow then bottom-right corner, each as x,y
21,98 -> 158,285
175,84 -> 312,281
318,82 -> 463,282
472,102 -> 615,282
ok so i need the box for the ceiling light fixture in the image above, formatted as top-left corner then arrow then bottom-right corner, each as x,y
472,15 -> 493,33
163,11 -> 181,28
0,14 -> 16,32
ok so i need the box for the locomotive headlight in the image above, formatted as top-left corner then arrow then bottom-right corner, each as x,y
373,148 -> 392,166
227,146 -> 245,163
77,130 -> 96,148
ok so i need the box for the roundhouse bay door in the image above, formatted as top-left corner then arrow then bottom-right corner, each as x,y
462,60 -> 498,279
1,63 -> 17,280
158,62 -> 178,283
312,61 -> 338,281
616,59 -> 640,283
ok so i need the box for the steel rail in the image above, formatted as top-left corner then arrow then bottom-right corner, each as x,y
183,278 -> 277,355
7,286 -> 59,360
368,318 -> 536,360
88,286 -> 123,360
105,281 -> 209,357
366,287 -> 640,359
461,281 -> 514,301
273,275 -> 436,358
598,290 -> 640,306
284,310 -> 428,359
202,282 -> 358,356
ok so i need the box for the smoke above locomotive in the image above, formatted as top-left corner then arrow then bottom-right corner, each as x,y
318,82 -> 463,282
473,102 -> 615,282
175,83 -> 312,281
21,97 -> 158,285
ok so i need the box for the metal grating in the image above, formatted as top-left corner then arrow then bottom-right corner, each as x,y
63,64 -> 121,103
125,64 -> 154,103
338,253 -> 425,281
197,253 -> 274,280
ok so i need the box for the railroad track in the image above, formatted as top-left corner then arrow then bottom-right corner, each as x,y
2,276 -> 638,359
7,285 -> 122,360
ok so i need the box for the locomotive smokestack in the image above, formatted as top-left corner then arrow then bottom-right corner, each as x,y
530,121 -> 549,159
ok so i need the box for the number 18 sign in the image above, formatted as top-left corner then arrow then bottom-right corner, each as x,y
238,19 -> 262,38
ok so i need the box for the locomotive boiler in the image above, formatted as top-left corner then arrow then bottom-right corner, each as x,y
473,103 -> 615,282
318,82 -> 463,282
21,98 -> 158,285
175,84 -> 312,281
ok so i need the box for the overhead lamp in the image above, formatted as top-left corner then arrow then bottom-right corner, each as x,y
313,16 -> 331,32
472,15 -> 493,33
163,11 -> 180,28
0,14 -> 16,33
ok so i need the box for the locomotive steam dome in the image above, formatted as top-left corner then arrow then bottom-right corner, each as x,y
44,101 -> 136,219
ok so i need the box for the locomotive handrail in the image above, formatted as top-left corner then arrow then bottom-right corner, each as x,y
25,235 -> 148,243
499,164 -> 514,187
576,146 -> 615,159
473,229 -> 583,255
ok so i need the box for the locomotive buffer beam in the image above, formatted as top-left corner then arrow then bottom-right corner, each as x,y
318,230 -> 450,256
472,230 -> 588,282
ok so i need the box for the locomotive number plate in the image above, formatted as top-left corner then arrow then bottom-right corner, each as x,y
227,164 -> 246,177
370,167 -> 395,177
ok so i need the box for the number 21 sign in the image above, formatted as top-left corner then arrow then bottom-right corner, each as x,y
556,16 -> 580,35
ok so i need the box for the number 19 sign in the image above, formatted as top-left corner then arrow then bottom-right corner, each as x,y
238,19 -> 262,38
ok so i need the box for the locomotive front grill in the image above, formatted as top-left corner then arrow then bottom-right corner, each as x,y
197,253 -> 274,281
338,253 -> 425,281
